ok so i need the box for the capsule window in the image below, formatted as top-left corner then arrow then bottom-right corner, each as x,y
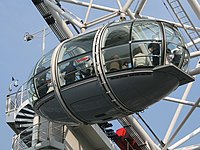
58,31 -> 96,63
57,31 -> 96,86
131,22 -> 161,41
164,25 -> 186,67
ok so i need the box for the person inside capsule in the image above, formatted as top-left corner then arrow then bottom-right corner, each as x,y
148,43 -> 160,66
132,46 -> 148,67
61,60 -> 77,85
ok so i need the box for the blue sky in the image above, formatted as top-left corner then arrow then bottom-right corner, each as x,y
0,1 -> 199,149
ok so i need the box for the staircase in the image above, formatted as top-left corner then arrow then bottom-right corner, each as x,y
6,83 -> 35,149
166,0 -> 200,51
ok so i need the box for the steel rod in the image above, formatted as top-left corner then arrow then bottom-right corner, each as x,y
86,12 -> 119,28
188,0 -> 200,20
163,61 -> 200,144
163,97 -> 200,108
135,0 -> 147,17
61,0 -> 118,12
44,0 -> 84,28
163,97 -> 200,150
84,0 -> 93,23
169,127 -> 200,149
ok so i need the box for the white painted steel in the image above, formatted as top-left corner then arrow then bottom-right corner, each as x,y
163,97 -> 200,108
187,38 -> 200,48
44,0 -> 84,28
48,6 -> 74,38
84,0 -> 93,23
190,51 -> 200,58
163,61 -> 200,144
124,115 -> 160,150
169,127 -> 200,149
86,12 -> 119,28
163,97 -> 200,150
188,0 -> 200,20
189,67 -> 200,76
135,0 -> 147,17
61,0 -> 118,12
122,0 -> 135,12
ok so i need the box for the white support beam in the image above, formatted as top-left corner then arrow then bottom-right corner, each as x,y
189,67 -> 200,76
174,144 -> 200,150
122,0 -> 135,12
163,61 -> 200,144
188,0 -> 200,20
44,0 -> 84,28
163,85 -> 195,143
84,0 -> 93,23
163,97 -> 200,150
121,0 -> 135,18
127,9 -> 135,19
163,97 -> 200,108
86,11 -> 119,28
187,38 -> 200,48
116,0 -> 123,10
123,115 -> 160,150
169,127 -> 200,149
135,0 -> 147,17
47,4 -> 74,38
190,51 -> 200,58
163,82 -> 195,144
60,0 -> 118,12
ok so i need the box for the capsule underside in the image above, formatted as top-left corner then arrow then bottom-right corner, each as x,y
28,19 -> 194,125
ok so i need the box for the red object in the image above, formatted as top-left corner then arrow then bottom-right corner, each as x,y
114,128 -> 142,150
76,56 -> 89,63
116,128 -> 127,137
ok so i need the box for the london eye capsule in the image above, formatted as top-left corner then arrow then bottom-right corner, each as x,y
27,19 -> 194,125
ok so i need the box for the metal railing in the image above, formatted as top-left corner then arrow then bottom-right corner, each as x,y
12,120 -> 65,150
6,82 -> 29,113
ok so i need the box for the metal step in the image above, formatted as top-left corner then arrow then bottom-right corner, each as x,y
20,109 -> 35,115
26,104 -> 33,110
16,114 -> 34,119
15,120 -> 33,124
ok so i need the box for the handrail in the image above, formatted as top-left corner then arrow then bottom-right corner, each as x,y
6,82 -> 29,113
12,120 -> 65,150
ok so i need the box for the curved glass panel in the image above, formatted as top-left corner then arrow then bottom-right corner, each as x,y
28,49 -> 54,102
164,25 -> 188,69
35,50 -> 54,75
181,49 -> 190,72
57,31 -> 96,86
27,78 -> 37,103
58,31 -> 96,63
131,21 -> 162,41
35,68 -> 53,98
103,44 -> 130,72
102,22 -> 131,48
101,22 -> 131,72
102,21 -> 162,73
58,52 -> 94,86
131,21 -> 162,68
131,42 -> 161,68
